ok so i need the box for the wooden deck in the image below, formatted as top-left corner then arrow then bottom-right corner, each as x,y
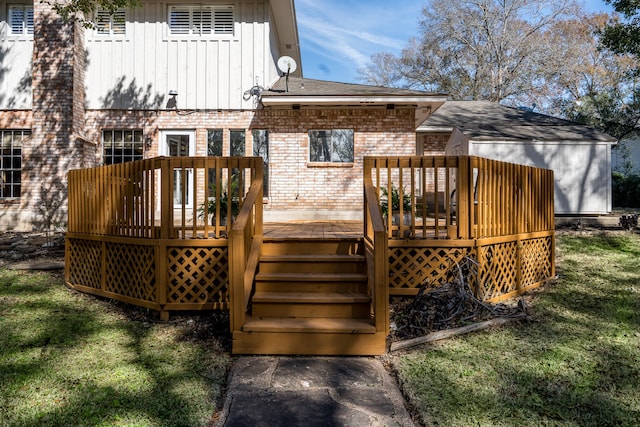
263,221 -> 363,239
65,155 -> 556,355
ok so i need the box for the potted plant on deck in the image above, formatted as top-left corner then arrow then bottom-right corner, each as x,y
198,179 -> 241,226
380,185 -> 412,226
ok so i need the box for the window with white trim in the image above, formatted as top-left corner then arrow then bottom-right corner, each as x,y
102,130 -> 144,165
0,129 -> 29,199
8,4 -> 34,36
95,8 -> 126,36
168,5 -> 233,36
309,130 -> 354,163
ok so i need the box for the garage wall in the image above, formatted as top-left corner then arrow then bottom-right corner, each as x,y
469,140 -> 613,215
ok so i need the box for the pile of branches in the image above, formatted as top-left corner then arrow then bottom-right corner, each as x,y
390,257 -> 527,341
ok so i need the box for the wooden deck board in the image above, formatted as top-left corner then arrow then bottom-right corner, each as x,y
263,221 -> 363,239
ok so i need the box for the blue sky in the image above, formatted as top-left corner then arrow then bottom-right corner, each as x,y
295,0 -> 614,84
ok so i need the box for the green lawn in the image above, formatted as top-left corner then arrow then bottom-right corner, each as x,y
2,232 -> 639,426
389,232 -> 640,426
0,270 -> 232,427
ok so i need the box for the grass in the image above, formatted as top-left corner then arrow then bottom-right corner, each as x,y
0,270 -> 232,427
389,232 -> 640,426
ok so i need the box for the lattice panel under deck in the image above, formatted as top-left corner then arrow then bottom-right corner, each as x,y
105,243 -> 156,302
66,238 -> 102,289
478,242 -> 519,300
389,246 -> 472,292
166,247 -> 229,307
520,237 -> 553,287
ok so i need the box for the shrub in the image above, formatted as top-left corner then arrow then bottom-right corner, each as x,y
612,171 -> 640,208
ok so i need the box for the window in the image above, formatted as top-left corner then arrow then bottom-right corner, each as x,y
0,130 -> 29,199
95,8 -> 126,36
206,129 -> 223,188
252,130 -> 269,197
102,130 -> 144,165
8,4 -> 34,36
168,5 -> 233,36
309,129 -> 354,163
230,130 -> 245,156
207,129 -> 223,156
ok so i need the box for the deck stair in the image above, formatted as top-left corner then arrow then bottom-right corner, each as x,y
232,238 -> 387,355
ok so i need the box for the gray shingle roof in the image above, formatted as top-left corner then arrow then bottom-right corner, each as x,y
262,76 -> 446,98
419,101 -> 617,143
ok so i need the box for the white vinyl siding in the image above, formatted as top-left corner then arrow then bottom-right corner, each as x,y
8,4 -> 34,36
95,9 -> 126,36
168,5 -> 233,37
84,1 -> 281,110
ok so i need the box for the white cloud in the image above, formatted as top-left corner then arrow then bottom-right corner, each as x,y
294,0 -> 425,82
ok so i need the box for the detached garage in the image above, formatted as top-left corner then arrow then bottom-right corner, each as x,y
418,101 -> 618,215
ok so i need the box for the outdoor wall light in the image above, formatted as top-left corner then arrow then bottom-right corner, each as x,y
167,90 -> 178,109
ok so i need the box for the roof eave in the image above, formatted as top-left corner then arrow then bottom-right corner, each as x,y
261,95 -> 446,127
270,0 -> 302,77
261,95 -> 447,106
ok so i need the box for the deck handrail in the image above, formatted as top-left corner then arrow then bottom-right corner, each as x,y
229,175 -> 264,332
363,160 -> 389,335
68,156 -> 264,239
363,156 -> 555,240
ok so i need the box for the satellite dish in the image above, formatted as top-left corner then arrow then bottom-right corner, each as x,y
277,56 -> 297,75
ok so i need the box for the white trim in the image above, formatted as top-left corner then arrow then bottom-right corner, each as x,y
261,95 -> 448,107
160,130 -> 196,209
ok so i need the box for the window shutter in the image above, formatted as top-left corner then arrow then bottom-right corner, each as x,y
170,7 -> 190,35
9,6 -> 25,34
214,8 -> 233,34
25,6 -> 33,34
95,10 -> 111,35
112,10 -> 125,34
95,9 -> 125,35
193,7 -> 212,35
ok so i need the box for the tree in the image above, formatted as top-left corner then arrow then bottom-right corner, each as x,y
47,0 -> 138,26
359,0 -> 578,104
601,0 -> 640,58
544,13 -> 640,138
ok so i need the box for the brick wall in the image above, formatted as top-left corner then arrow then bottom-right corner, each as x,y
13,2 -> 89,231
84,107 -> 416,220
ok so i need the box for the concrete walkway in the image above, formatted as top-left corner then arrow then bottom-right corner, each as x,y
215,356 -> 415,427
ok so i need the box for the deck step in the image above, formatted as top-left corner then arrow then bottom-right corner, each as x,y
259,254 -> 366,262
234,236 -> 383,355
252,291 -> 370,304
261,239 -> 364,256
242,316 -> 376,334
255,272 -> 367,282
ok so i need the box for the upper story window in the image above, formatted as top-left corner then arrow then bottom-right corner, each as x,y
309,130 -> 354,163
168,5 -> 233,37
95,8 -> 126,36
8,4 -> 34,36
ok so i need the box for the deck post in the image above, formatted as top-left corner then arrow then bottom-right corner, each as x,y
159,158 -> 173,239
457,156 -> 471,239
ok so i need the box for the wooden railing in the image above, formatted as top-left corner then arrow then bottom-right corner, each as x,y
364,156 -> 556,302
364,156 -> 555,239
68,157 -> 263,239
229,177 -> 264,332
66,157 -> 264,320
363,174 -> 389,335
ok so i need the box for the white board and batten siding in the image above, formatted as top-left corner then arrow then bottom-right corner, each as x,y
469,140 -> 614,215
85,0 -> 281,110
0,2 -> 33,109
